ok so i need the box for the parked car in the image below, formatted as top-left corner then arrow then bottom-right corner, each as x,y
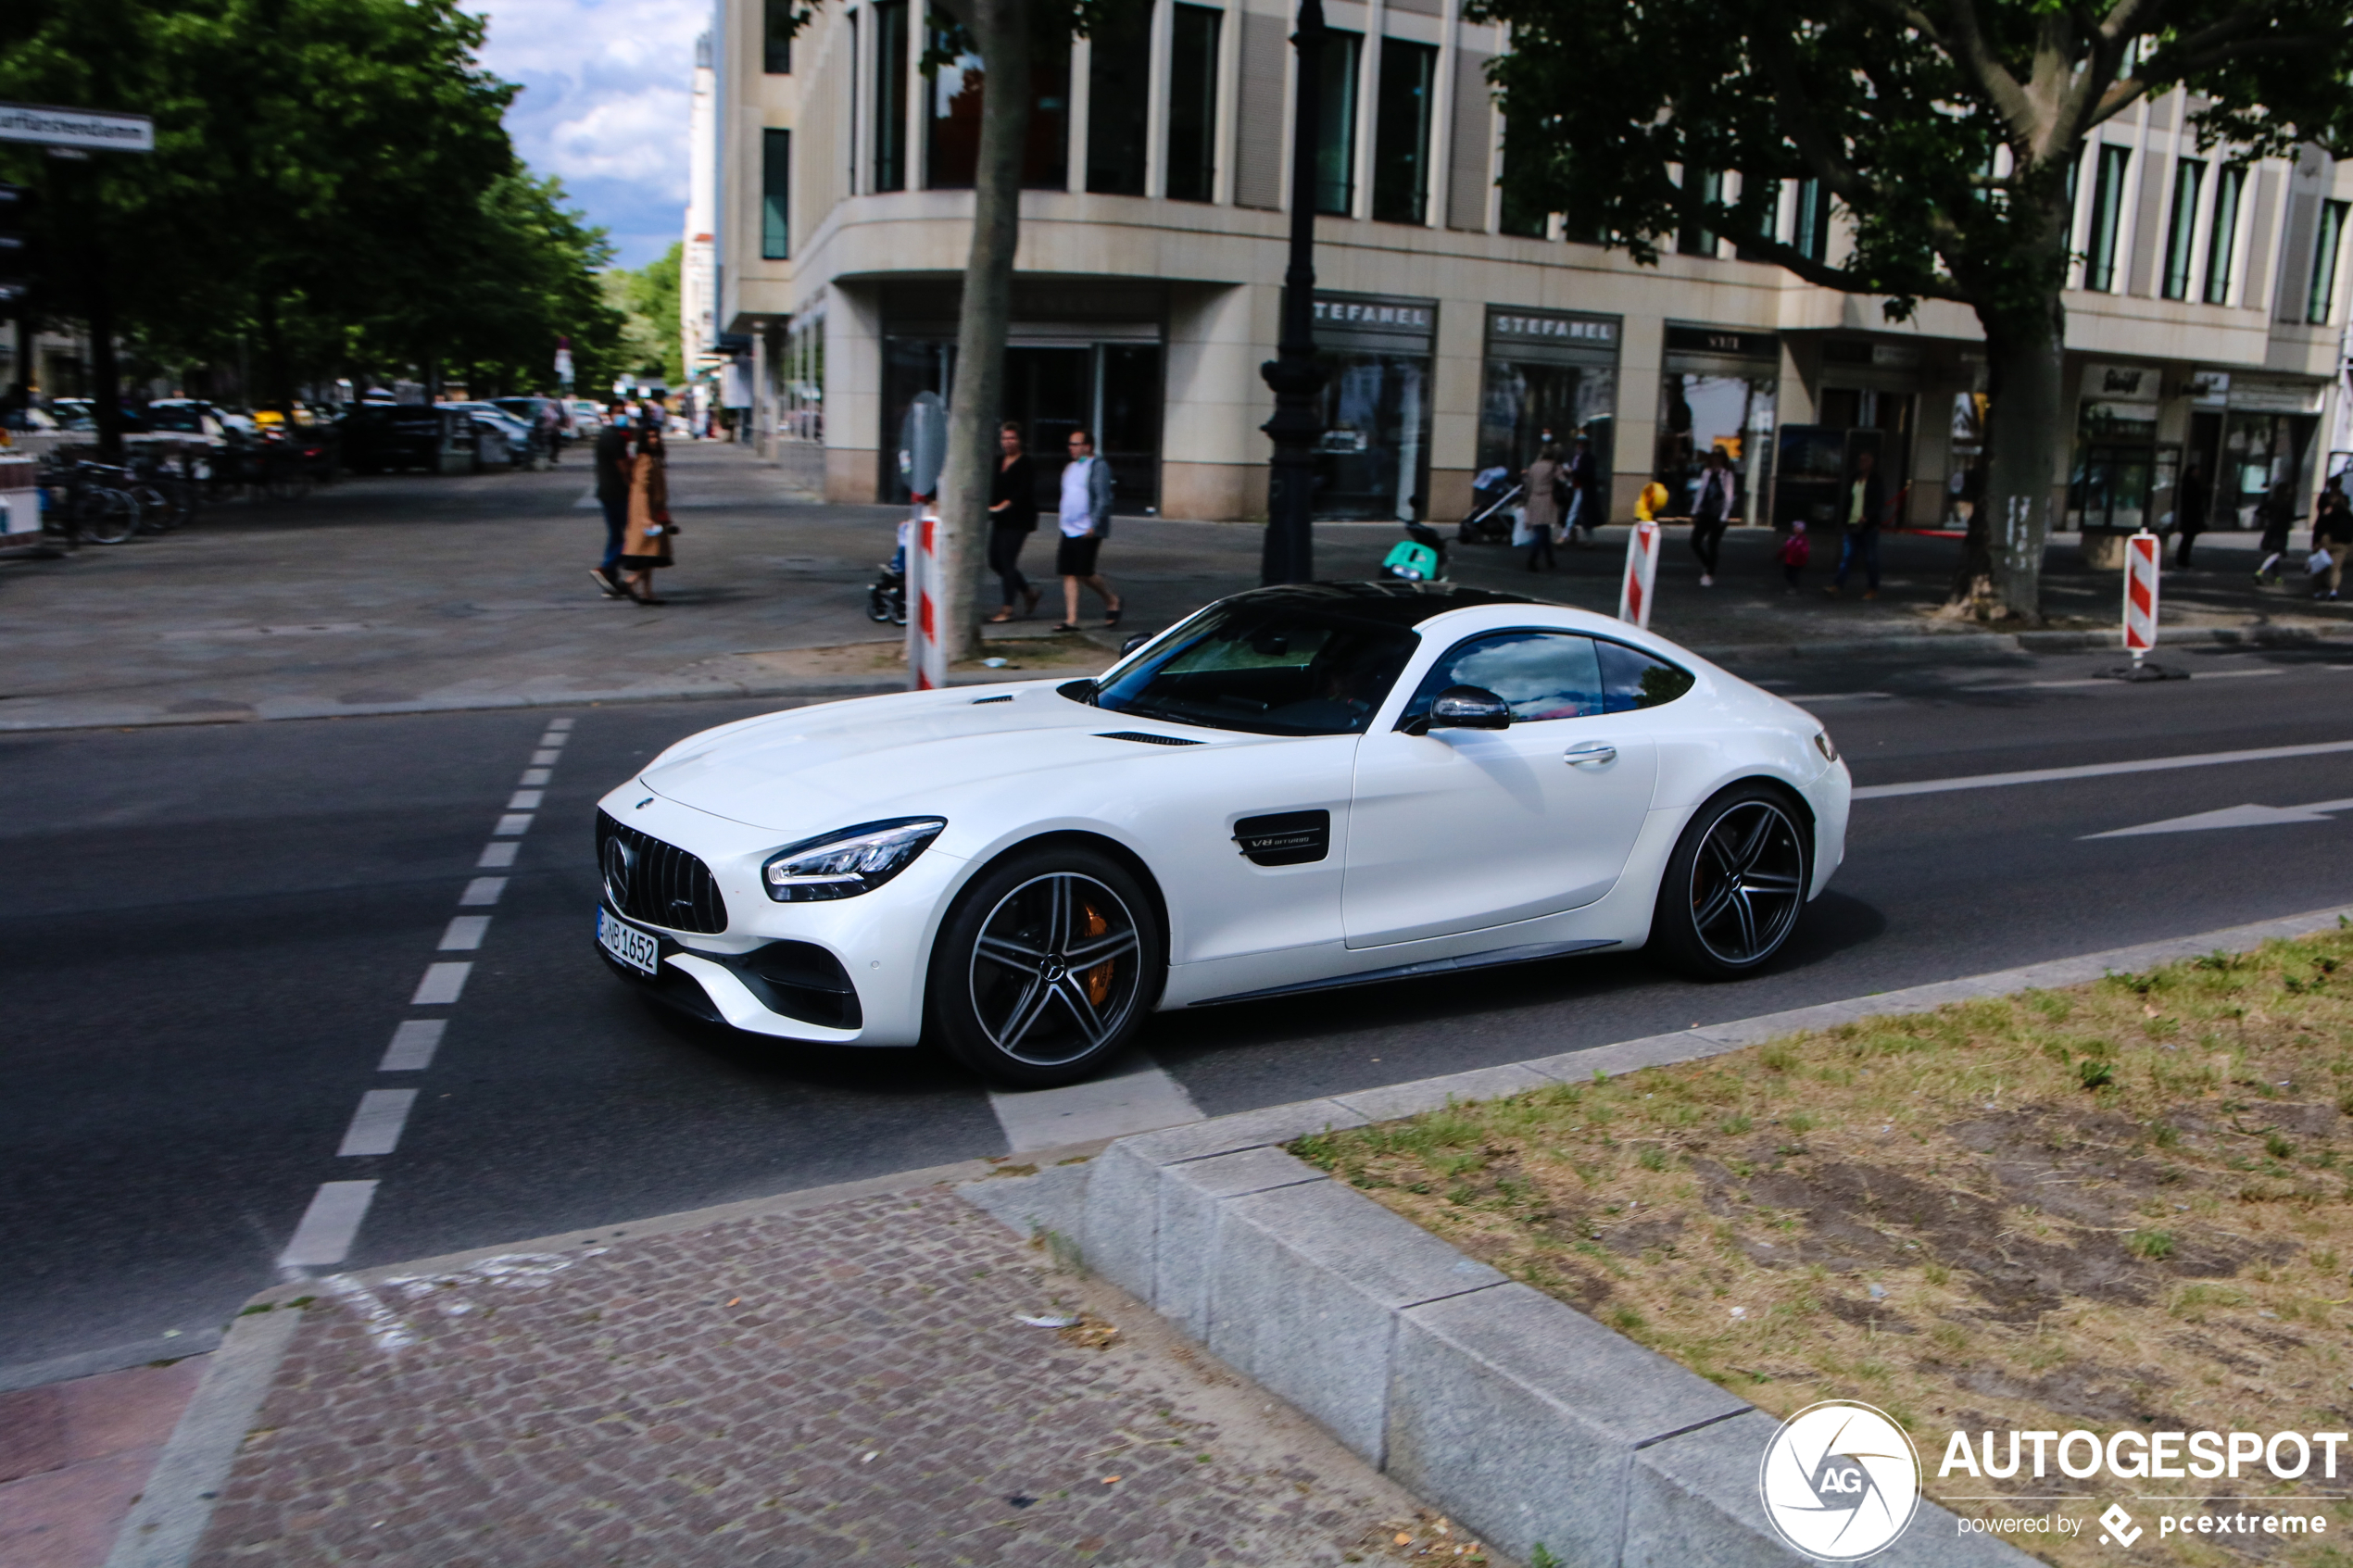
568,399 -> 604,433
446,403 -> 536,470
339,403 -> 463,474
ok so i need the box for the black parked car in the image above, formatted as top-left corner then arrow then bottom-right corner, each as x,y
340,403 -> 467,474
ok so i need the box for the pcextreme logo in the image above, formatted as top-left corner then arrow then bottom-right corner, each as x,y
1758,1400 -> 1924,1561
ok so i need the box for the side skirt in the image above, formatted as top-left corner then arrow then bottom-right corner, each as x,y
1188,938 -> 1619,1008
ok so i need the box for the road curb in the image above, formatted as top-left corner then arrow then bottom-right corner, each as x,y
963,902 -> 2352,1567
5,621 -> 2345,734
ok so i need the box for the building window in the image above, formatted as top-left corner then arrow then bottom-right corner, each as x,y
1370,40 -> 1437,225
1086,1 -> 1152,195
1497,113 -> 1547,239
1792,179 -> 1830,262
872,0 -> 907,193
761,129 -> 791,258
762,0 -> 793,73
925,16 -> 1070,189
2307,200 -> 2347,323
2083,144 -> 2130,292
2203,164 -> 2243,305
2160,157 -> 2202,300
1677,169 -> 1719,257
1164,4 -> 1220,203
1314,30 -> 1361,216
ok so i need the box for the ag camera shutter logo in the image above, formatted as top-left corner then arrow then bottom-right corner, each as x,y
1758,1400 -> 1922,1560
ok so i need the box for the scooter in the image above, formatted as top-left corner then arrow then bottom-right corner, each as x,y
1378,521 -> 1452,583
865,558 -> 907,625
1459,467 -> 1523,545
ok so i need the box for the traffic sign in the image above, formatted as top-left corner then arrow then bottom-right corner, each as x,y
2099,528 -> 2183,681
1617,521 -> 1660,628
0,103 -> 155,153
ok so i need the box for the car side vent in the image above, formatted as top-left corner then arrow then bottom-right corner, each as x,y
1097,731 -> 1203,746
970,694 -> 1013,705
1233,809 -> 1330,866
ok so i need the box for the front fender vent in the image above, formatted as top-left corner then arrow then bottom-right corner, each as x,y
1098,730 -> 1203,746
1233,809 -> 1330,866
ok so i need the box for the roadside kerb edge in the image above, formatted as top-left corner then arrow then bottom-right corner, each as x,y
965,902 -> 2353,1566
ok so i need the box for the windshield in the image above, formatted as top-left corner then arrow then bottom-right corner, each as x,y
1089,600 -> 1420,735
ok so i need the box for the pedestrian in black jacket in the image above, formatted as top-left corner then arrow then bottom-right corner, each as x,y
985,421 -> 1041,620
590,404 -> 632,597
2173,458 -> 2209,569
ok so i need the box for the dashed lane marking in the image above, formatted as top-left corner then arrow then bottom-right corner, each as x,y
520,768 -> 553,785
508,789 -> 546,810
477,841 -> 519,868
410,962 -> 472,1006
379,1021 -> 445,1072
459,877 -> 507,907
338,1090 -> 420,1157
493,813 -> 534,835
279,1181 -> 379,1268
1853,737 -> 2353,800
439,916 -> 491,951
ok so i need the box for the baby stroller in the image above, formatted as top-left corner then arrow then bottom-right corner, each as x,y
1459,466 -> 1522,545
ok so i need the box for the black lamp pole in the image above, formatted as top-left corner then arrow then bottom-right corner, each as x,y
1259,0 -> 1327,586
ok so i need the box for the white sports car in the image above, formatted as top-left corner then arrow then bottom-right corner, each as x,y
595,583 -> 1851,1086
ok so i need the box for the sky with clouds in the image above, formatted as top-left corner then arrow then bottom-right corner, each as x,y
465,0 -> 706,270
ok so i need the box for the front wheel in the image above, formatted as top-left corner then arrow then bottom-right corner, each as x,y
928,846 -> 1164,1088
1650,784 -> 1811,980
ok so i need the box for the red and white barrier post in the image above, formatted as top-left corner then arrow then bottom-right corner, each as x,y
1617,521 -> 1661,628
2103,527 -> 2183,681
906,506 -> 947,691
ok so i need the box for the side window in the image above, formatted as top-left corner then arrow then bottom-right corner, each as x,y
1403,631 -> 1605,723
1595,640 -> 1696,712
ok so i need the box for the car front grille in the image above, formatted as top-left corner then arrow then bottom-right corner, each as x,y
597,810 -> 728,934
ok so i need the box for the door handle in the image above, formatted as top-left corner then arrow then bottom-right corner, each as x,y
1563,742 -> 1617,767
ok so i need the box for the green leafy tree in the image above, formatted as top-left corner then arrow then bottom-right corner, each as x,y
1473,0 -> 2353,621
604,242 -> 684,385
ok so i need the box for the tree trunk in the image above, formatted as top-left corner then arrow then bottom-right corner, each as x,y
1962,295 -> 2066,624
935,0 -> 1032,667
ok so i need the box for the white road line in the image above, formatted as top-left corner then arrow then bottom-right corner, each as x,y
493,813 -> 534,835
520,768 -> 553,785
337,1090 -> 419,1157
508,789 -> 546,810
439,916 -> 491,951
379,1020 -> 445,1072
410,961 -> 472,1006
477,841 -> 519,868
278,1180 -> 379,1267
1853,737 -> 2353,800
988,1055 -> 1206,1153
547,717 -> 574,731
531,748 -> 562,764
459,876 -> 507,907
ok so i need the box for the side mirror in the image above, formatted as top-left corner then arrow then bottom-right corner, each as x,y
1120,633 -> 1151,656
1428,684 -> 1512,731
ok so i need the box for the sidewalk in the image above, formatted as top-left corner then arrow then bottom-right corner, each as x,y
0,1361 -> 208,1568
3,438 -> 2347,731
119,1175 -> 1472,1568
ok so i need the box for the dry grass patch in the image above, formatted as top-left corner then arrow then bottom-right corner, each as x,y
1293,929 -> 2353,1567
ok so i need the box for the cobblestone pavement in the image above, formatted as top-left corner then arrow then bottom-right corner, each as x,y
189,1187 -> 1457,1567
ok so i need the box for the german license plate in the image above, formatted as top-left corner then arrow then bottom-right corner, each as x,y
598,908 -> 660,975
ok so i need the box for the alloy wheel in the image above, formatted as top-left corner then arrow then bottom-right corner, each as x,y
966,872 -> 1144,1068
1687,799 -> 1806,967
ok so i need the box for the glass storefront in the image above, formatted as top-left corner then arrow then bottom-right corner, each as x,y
877,334 -> 1162,511
1477,307 -> 1618,510
2180,375 -> 2325,529
1655,325 -> 1780,521
2067,362 -> 2168,533
1309,292 -> 1436,521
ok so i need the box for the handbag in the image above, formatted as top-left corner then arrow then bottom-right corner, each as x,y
2309,548 -> 2335,577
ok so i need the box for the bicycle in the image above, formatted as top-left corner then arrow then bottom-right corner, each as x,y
131,453 -> 201,533
57,461 -> 142,546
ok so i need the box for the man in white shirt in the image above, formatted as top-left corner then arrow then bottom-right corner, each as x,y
1053,429 -> 1124,631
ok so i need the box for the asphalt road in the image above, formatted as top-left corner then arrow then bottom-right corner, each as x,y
5,637 -> 2352,1375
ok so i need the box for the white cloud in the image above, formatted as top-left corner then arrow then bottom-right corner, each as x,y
465,0 -> 705,266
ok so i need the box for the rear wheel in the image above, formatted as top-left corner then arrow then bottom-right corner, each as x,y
929,845 -> 1163,1088
75,488 -> 138,545
1650,784 -> 1810,979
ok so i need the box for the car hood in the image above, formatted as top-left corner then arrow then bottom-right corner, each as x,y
639,683 -> 1231,834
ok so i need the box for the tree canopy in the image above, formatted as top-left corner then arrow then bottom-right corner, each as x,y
0,0 -> 625,417
1473,0 -> 2353,619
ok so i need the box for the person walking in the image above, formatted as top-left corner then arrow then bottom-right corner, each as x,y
1689,447 -> 1738,586
1520,444 -> 1562,571
2313,479 -> 2352,600
985,420 -> 1041,621
1052,430 -> 1122,630
2173,456 -> 2209,569
2255,478 -> 2297,582
616,424 -> 676,605
589,399 -> 633,597
1824,448 -> 1885,598
1564,436 -> 1599,546
1777,521 -> 1811,592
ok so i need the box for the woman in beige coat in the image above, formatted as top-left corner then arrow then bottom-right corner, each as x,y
1520,444 -> 1563,571
616,426 -> 675,605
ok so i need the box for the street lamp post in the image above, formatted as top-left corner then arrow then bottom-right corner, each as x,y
1258,0 -> 1327,586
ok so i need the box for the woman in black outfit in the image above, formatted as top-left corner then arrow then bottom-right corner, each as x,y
985,420 -> 1041,621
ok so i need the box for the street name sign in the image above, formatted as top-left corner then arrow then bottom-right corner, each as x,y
0,103 -> 156,153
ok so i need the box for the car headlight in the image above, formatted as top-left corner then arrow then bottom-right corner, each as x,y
761,817 -> 945,901
1813,730 -> 1840,764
